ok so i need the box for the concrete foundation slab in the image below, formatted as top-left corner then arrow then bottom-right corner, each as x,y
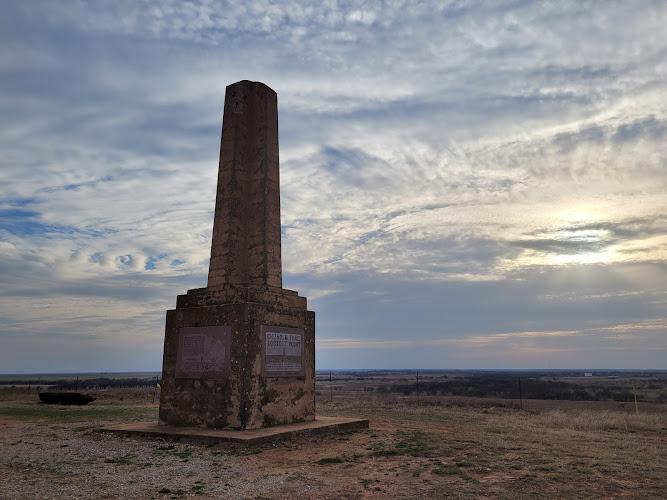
99,416 -> 369,446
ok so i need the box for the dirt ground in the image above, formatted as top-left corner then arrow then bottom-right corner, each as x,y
0,387 -> 665,499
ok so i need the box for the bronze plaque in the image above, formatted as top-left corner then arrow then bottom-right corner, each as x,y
175,325 -> 232,379
261,325 -> 305,377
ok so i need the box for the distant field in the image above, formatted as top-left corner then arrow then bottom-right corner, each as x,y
314,369 -> 667,407
0,372 -> 161,383
2,369 -> 665,406
0,372 -> 162,390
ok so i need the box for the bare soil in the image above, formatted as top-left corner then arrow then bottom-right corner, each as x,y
0,386 -> 665,499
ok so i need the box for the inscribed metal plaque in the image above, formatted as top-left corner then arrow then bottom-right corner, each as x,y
175,325 -> 232,379
262,325 -> 305,377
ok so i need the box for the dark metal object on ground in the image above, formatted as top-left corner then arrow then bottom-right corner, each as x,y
38,392 -> 96,405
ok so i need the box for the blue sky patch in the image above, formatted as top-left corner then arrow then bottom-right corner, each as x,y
145,253 -> 168,270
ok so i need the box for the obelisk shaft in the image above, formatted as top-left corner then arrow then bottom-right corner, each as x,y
207,81 -> 282,289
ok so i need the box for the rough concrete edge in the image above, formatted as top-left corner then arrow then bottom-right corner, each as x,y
97,418 -> 370,447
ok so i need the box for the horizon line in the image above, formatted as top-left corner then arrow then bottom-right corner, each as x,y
1,367 -> 665,377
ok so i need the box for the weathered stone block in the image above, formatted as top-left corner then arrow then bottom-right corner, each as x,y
159,298 -> 315,429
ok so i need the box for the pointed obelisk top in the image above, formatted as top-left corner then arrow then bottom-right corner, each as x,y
207,80 -> 282,289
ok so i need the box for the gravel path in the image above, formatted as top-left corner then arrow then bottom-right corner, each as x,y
0,420 -> 321,499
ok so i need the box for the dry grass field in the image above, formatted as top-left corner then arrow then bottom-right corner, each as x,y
0,374 -> 665,499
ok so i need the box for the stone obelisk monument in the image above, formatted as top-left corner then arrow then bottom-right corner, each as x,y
159,81 -> 315,430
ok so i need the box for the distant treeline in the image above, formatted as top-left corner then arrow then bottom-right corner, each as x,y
373,375 -> 654,403
316,369 -> 667,379
0,377 -> 160,390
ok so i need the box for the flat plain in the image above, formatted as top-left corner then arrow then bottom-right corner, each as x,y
0,371 -> 665,499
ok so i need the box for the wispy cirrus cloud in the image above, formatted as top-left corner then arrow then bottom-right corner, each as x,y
318,338 -> 414,350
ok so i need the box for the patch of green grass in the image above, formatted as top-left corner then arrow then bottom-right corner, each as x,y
113,454 -> 137,465
394,430 -> 442,457
370,430 -> 442,458
157,487 -> 187,499
0,405 -> 156,424
431,463 -> 478,482
191,481 -> 206,494
483,427 -> 508,434
536,464 -> 556,472
174,448 -> 193,461
153,444 -> 195,462
372,448 -> 399,457
316,456 -> 344,465
432,464 -> 459,476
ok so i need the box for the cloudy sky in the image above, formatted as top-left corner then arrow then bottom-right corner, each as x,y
1,1 -> 665,373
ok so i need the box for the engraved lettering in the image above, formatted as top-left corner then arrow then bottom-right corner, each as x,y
176,326 -> 231,379
263,327 -> 304,376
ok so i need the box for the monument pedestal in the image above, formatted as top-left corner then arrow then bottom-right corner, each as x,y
159,286 -> 315,430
